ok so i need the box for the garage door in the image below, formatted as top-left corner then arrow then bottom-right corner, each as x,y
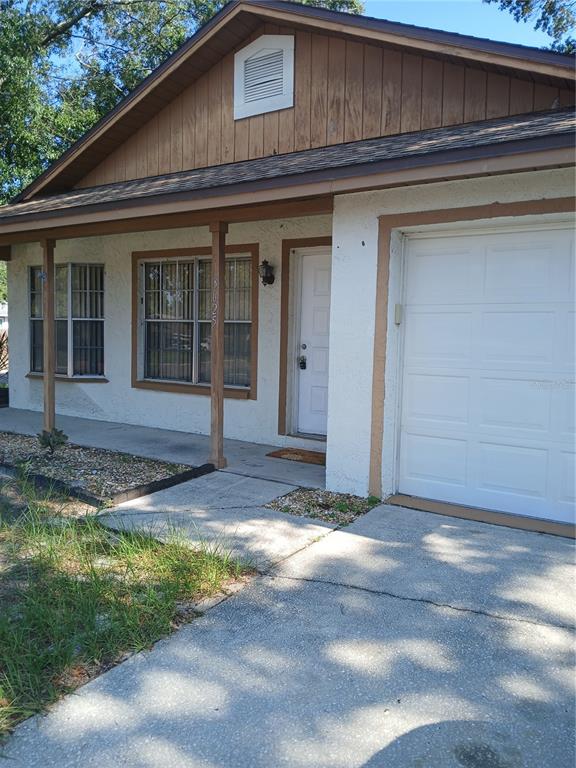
399,226 -> 575,523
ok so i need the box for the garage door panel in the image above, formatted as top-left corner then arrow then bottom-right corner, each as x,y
406,245 -> 482,304
558,451 -> 576,505
403,373 -> 470,426
564,310 -> 575,365
400,433 -> 467,486
484,244 -> 560,303
478,377 -> 552,434
404,311 -> 473,365
557,385 -> 575,438
399,226 -> 574,523
476,442 -> 548,499
480,311 -> 556,367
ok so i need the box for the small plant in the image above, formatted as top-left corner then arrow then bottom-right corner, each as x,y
37,428 -> 69,455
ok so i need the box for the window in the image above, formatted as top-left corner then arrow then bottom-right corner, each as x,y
30,264 -> 104,377
234,35 -> 294,120
140,254 -> 254,389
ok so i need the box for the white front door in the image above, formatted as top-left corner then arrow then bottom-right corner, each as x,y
399,226 -> 575,523
297,250 -> 331,436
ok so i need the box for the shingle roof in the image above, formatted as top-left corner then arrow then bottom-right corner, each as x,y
0,108 -> 573,224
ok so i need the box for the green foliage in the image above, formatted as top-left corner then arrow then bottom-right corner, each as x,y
0,476 -> 245,736
483,0 -> 576,51
0,0 -> 363,204
37,428 -> 69,455
0,263 -> 6,303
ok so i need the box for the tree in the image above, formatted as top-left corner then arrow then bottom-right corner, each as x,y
0,0 -> 363,204
483,0 -> 575,52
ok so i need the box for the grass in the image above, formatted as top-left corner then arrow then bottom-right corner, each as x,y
0,473 -> 247,739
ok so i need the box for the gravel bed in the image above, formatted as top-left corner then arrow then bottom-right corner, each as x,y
266,488 -> 380,526
0,431 -> 191,501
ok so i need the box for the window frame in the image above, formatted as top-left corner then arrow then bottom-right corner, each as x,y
233,35 -> 294,121
131,245 -> 259,400
28,262 -> 106,380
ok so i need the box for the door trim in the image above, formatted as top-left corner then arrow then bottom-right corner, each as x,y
369,196 -> 576,498
279,236 -> 332,436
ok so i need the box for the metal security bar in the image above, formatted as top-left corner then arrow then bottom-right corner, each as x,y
29,264 -> 105,377
142,256 -> 251,387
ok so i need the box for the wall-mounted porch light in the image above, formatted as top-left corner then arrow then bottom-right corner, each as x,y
258,260 -> 275,286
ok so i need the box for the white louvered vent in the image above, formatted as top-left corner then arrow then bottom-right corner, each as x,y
244,49 -> 284,103
234,35 -> 294,120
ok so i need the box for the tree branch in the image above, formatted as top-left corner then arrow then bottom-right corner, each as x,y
40,2 -> 105,48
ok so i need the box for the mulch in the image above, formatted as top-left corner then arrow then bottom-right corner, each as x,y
0,431 -> 194,504
266,488 -> 380,526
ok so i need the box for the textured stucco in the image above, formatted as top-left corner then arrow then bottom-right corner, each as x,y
8,215 -> 331,448
326,167 -> 575,496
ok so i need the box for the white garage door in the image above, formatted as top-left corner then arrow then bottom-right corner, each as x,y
399,226 -> 575,523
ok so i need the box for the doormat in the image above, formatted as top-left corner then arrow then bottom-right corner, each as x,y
266,448 -> 326,466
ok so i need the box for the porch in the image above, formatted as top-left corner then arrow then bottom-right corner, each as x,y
4,196 -> 338,482
0,407 -> 325,489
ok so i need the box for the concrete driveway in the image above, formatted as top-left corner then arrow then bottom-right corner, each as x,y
3,503 -> 575,768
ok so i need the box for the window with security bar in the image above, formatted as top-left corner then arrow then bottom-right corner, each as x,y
142,256 -> 252,388
29,264 -> 105,377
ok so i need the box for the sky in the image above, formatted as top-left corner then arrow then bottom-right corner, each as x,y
362,0 -> 555,49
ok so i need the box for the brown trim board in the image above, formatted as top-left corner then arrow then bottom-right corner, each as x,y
2,135 -> 574,245
369,195 -> 576,498
278,236 -> 332,436
387,495 -> 575,539
0,196 -> 334,246
131,243 -> 259,400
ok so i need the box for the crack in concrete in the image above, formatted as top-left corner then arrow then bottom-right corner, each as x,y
264,572 -> 576,632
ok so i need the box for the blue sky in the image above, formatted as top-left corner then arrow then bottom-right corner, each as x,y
362,0 -> 553,48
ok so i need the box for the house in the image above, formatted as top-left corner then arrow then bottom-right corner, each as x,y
0,303 -> 7,332
0,0 -> 574,526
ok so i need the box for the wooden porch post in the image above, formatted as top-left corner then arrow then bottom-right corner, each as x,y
209,221 -> 228,468
41,239 -> 56,432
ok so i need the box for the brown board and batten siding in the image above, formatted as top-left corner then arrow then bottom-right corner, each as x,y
76,24 -> 575,188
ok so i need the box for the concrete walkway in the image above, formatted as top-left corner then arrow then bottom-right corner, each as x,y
3,502 -> 574,768
102,471 -> 336,569
0,408 -> 325,488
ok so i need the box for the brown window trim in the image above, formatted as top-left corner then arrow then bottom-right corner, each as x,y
131,243 -> 259,399
26,372 -> 109,383
278,236 -> 332,435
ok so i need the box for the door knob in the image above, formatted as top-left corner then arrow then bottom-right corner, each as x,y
298,355 -> 307,370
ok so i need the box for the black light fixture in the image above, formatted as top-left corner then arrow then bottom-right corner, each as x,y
258,260 -> 275,286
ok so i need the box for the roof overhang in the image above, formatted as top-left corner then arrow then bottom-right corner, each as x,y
1,137 -> 573,247
13,0 -> 575,203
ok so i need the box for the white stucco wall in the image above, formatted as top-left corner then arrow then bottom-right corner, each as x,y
325,167 -> 575,496
8,215 -> 331,447
6,167 -> 574,495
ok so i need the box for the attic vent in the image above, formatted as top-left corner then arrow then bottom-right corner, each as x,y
234,35 -> 294,120
244,49 -> 284,103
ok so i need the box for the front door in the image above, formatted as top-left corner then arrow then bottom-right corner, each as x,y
297,250 -> 331,436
